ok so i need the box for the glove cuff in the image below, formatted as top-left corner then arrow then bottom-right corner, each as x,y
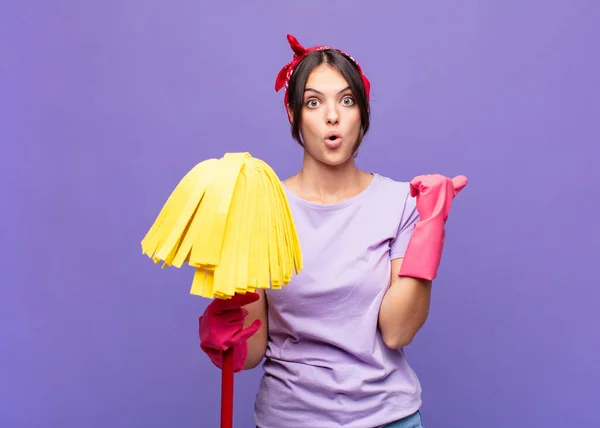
398,218 -> 445,281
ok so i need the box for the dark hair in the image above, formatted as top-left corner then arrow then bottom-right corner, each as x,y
286,49 -> 370,154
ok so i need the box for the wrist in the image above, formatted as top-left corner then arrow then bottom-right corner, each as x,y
398,217 -> 446,281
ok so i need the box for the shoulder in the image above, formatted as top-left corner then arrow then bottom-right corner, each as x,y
373,173 -> 409,190
367,174 -> 418,229
371,173 -> 414,205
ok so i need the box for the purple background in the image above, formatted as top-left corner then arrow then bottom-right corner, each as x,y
2,1 -> 599,427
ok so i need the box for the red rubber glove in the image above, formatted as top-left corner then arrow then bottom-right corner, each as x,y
398,174 -> 468,281
198,292 -> 262,373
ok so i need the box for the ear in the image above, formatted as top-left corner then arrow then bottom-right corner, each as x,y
286,105 -> 294,125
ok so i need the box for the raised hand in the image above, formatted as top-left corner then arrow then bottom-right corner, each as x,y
398,174 -> 468,281
409,174 -> 468,222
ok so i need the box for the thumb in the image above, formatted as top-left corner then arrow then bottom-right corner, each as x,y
452,175 -> 468,195
231,319 -> 262,345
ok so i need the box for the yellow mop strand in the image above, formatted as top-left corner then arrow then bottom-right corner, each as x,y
140,152 -> 303,300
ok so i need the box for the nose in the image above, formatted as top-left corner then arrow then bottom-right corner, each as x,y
325,103 -> 340,125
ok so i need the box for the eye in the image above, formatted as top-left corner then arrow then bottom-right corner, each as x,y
341,96 -> 355,106
305,98 -> 320,108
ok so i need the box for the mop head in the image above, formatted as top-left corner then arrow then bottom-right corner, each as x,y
141,152 -> 303,300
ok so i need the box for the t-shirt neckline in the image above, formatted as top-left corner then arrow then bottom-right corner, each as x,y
282,173 -> 380,211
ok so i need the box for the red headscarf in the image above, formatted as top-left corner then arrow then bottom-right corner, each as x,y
274,34 -> 371,107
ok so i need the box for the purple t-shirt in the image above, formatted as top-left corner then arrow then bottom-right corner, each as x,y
254,173 -> 423,428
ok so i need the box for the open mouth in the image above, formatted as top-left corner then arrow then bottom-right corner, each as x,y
324,133 -> 342,149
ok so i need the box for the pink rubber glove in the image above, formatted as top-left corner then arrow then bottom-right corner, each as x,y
398,174 -> 468,281
198,292 -> 262,372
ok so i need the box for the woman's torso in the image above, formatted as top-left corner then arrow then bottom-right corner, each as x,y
254,173 -> 423,428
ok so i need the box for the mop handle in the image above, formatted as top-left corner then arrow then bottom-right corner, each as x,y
220,347 -> 234,428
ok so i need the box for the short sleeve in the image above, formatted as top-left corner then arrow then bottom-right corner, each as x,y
390,190 -> 420,260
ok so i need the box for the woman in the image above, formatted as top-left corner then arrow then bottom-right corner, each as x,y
199,34 -> 467,428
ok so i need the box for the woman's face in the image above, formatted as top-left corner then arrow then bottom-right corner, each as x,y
289,64 -> 362,167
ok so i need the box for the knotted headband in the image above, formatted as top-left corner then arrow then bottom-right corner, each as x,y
274,34 -> 371,107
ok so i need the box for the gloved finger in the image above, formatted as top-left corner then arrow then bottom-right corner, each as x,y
200,308 -> 243,330
409,183 -> 419,197
409,178 -> 425,197
452,175 -> 468,195
219,308 -> 245,324
230,319 -> 262,345
232,346 -> 249,373
209,292 -> 261,312
225,308 -> 248,325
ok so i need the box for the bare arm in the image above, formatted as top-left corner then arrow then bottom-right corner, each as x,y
378,258 -> 432,349
242,289 -> 269,370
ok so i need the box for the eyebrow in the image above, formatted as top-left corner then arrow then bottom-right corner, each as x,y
304,86 -> 351,95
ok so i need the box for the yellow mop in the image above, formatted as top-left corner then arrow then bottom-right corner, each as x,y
140,152 -> 302,427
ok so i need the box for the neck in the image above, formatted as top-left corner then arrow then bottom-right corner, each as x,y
293,151 -> 368,204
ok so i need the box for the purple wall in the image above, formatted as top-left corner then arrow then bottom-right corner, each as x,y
2,1 -> 599,427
